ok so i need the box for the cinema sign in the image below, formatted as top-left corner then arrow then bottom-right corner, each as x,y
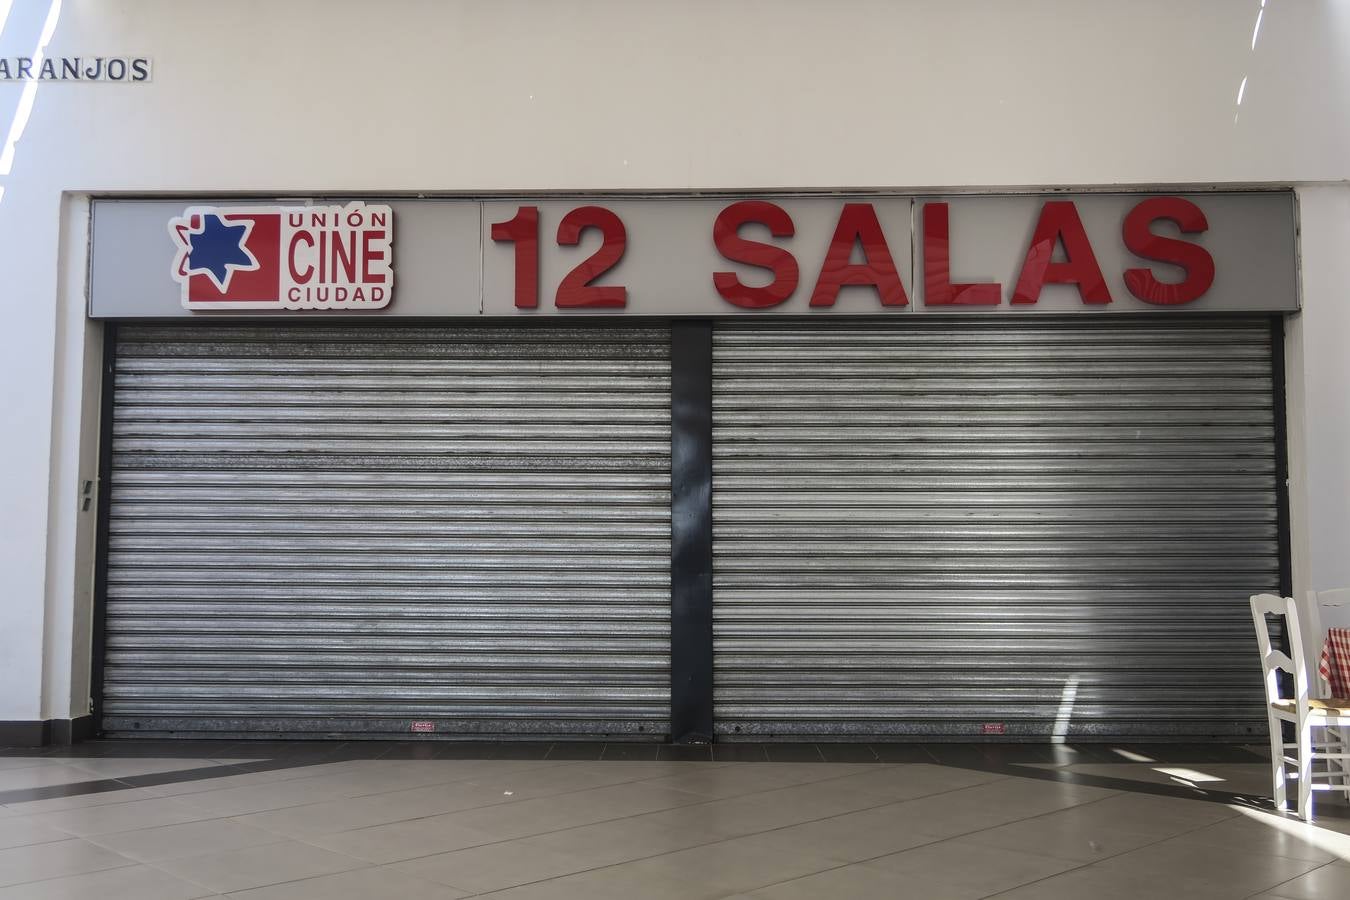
88,192 -> 1298,318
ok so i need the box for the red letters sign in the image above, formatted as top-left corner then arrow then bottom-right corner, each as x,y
489,196 -> 1222,312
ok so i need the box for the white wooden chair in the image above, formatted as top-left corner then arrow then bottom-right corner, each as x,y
1249,593 -> 1350,821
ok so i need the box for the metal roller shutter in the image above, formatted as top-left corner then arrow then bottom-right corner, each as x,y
712,317 -> 1281,739
102,324 -> 671,739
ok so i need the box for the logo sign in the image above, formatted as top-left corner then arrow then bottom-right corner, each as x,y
409,721 -> 436,733
168,202 -> 394,311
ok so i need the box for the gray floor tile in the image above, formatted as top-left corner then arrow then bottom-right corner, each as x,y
153,839 -> 367,893
0,767 -> 101,793
1255,862 -> 1350,899
232,780 -> 510,838
957,803 -> 1178,862
431,797 -> 601,842
1164,812 -> 1343,863
866,837 -> 1080,893
639,761 -> 883,801
391,838 -> 595,893
1039,789 -> 1239,833
743,862 -> 1001,900
643,789 -> 853,838
144,768 -> 348,799
26,797 -> 220,837
1090,838 -> 1324,897
285,761 -> 508,797
519,815 -> 715,868
87,817 -> 286,862
0,818 -> 72,851
303,815 -> 499,864
873,774 -> 1117,839
0,788 -> 167,815
0,863 -> 213,900
747,762 -> 879,781
220,865 -> 469,900
467,760 -> 662,798
734,804 -> 945,863
0,838 -> 135,888
989,864 -> 1241,900
171,775 -> 364,817
440,780 -> 705,841
820,762 -> 1009,802
478,864 -> 695,900
0,761 -> 56,773
612,833 -> 842,895
547,760 -> 729,778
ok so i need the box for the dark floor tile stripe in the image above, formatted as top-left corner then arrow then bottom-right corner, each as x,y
545,742 -> 606,761
817,743 -> 880,763
869,744 -> 940,764
600,743 -> 659,761
0,758 -> 335,805
763,743 -> 826,763
711,743 -> 769,762
658,744 -> 713,762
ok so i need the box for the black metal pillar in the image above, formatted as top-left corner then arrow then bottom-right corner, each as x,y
670,322 -> 713,743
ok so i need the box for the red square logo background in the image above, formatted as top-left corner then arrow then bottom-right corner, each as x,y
187,213 -> 282,303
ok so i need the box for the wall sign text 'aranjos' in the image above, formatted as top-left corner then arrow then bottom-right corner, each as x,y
0,57 -> 151,81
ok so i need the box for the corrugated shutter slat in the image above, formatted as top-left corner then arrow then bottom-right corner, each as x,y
103,324 -> 672,739
711,318 -> 1279,739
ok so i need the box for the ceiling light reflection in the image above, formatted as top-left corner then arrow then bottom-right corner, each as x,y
0,0 -> 62,177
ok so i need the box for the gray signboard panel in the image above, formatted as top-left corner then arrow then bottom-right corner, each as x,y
89,192 -> 1297,319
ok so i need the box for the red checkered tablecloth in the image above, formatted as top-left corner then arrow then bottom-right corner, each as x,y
1318,627 -> 1350,697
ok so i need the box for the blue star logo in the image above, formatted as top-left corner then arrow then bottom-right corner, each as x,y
184,214 -> 258,290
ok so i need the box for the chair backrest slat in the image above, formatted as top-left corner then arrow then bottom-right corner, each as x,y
1264,649 -> 1296,673
1249,593 -> 1311,711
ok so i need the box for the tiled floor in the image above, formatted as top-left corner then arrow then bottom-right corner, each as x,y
0,741 -> 1346,898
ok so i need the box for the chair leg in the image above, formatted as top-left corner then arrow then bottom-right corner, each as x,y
1332,726 -> 1350,801
1298,719 -> 1315,821
1269,714 -> 1288,811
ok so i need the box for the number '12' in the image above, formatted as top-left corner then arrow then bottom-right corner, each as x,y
490,205 -> 628,308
